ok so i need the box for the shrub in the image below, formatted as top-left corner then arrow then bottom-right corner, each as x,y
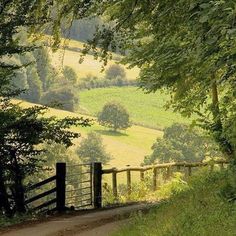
41,87 -> 78,112
98,102 -> 131,131
105,64 -> 126,80
77,74 -> 137,90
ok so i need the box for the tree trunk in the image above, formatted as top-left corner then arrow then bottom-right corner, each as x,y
11,151 -> 26,213
211,79 -> 234,159
0,166 -> 12,217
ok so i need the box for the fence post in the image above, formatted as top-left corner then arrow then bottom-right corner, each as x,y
93,162 -> 102,208
220,162 -> 224,171
210,163 -> 214,172
56,162 -> 66,212
153,168 -> 157,191
127,170 -> 131,196
112,171 -> 118,199
188,166 -> 192,176
166,166 -> 171,180
140,171 -> 144,182
177,165 -> 181,172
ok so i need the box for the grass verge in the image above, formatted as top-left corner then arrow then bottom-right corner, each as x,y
112,168 -> 236,236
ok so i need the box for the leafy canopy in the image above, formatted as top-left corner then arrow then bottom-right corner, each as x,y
143,123 -> 222,165
98,102 -> 131,131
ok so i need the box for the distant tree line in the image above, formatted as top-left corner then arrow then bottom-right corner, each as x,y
77,64 -> 137,90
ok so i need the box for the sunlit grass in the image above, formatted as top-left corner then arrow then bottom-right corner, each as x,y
112,170 -> 236,236
79,87 -> 191,130
44,35 -> 139,81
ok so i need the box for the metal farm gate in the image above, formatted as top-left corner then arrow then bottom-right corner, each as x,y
24,162 -> 102,213
66,163 -> 93,209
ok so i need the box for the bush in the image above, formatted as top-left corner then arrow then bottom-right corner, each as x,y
62,66 -> 77,85
76,132 -> 111,164
105,64 -> 126,80
41,87 -> 78,112
143,123 -> 223,165
98,102 -> 131,131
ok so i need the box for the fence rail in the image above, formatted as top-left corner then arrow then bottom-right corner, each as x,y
24,164 -> 64,212
102,160 -> 228,174
102,160 -> 229,198
26,176 -> 56,192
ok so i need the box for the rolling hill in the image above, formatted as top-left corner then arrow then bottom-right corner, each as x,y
19,100 -> 162,169
79,87 -> 191,130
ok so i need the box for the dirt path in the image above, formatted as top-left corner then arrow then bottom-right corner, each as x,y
76,220 -> 127,236
1,203 -> 155,236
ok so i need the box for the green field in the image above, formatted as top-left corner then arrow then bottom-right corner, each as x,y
79,87 -> 191,130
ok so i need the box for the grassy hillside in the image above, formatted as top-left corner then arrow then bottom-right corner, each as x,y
47,37 -> 139,80
113,169 -> 236,236
19,100 -> 162,170
79,87 -> 191,130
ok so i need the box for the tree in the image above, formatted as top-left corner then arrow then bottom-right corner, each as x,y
3,56 -> 29,93
33,47 -> 55,92
63,66 -> 77,85
66,17 -> 103,42
76,132 -> 111,164
143,123 -> 222,165
19,52 -> 43,103
0,97 -> 90,215
24,66 -> 42,103
81,1 -> 236,162
11,67 -> 28,92
105,64 -> 126,80
98,102 -> 131,131
0,1 -> 95,216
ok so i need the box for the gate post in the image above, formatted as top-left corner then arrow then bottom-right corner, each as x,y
93,162 -> 102,208
56,162 -> 66,212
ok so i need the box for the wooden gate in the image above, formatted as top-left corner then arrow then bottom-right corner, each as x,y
24,162 -> 102,213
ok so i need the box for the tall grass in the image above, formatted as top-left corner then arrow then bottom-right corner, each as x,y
112,168 -> 236,236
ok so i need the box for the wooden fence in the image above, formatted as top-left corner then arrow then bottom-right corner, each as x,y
102,160 -> 229,198
24,160 -> 229,213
